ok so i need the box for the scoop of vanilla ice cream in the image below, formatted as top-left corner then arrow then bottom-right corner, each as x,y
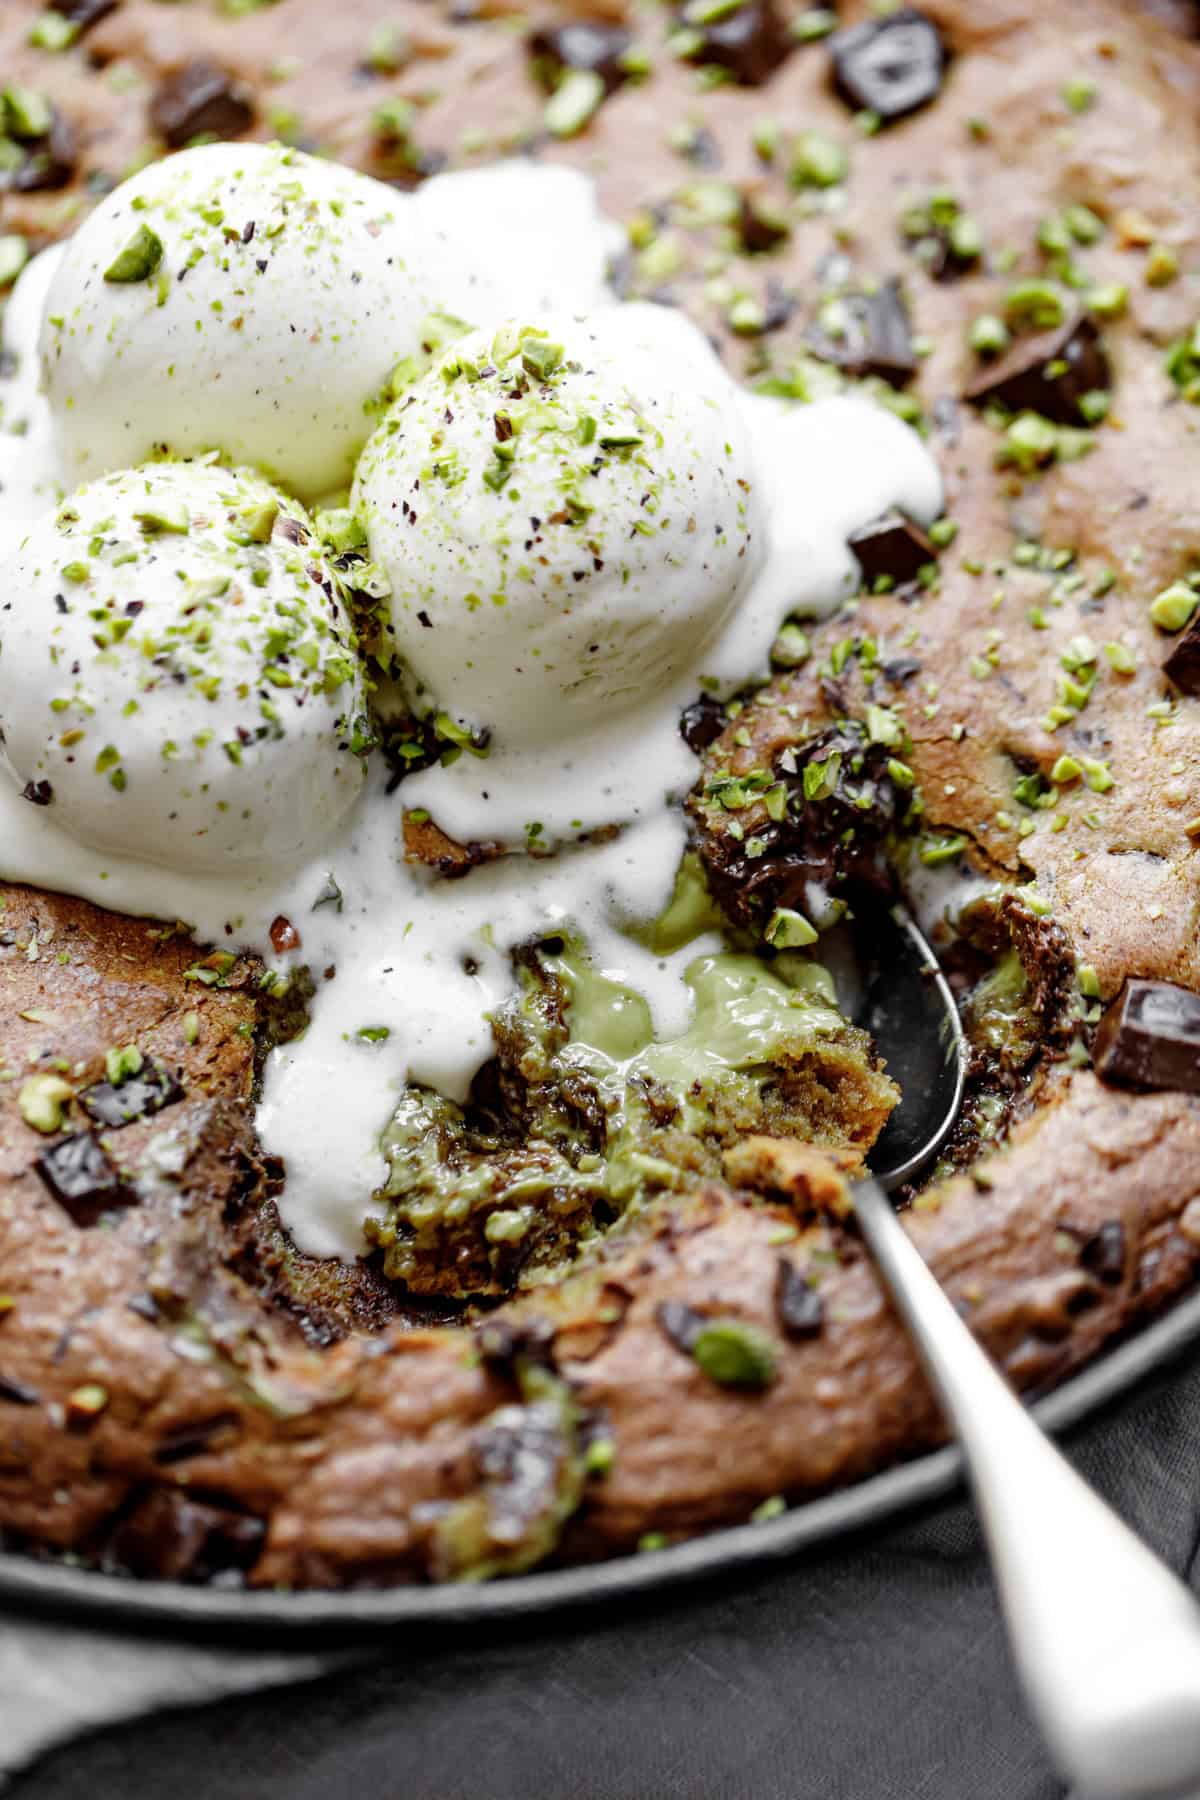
0,461 -> 368,872
39,143 -> 469,501
354,304 -> 765,743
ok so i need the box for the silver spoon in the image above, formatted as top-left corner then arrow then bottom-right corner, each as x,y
851,901 -> 1200,1800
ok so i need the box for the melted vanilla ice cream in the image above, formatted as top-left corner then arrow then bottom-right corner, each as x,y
0,461 -> 367,871
0,147 -> 944,1260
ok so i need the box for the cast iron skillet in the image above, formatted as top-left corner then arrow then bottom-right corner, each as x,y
5,899 -> 1200,1637
4,1279 -> 1200,1641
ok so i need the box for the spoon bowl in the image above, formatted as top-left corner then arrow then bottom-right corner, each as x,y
851,900 -> 966,1188
845,894 -> 1200,1800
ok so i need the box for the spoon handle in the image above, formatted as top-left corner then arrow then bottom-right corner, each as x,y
854,1175 -> 1200,1800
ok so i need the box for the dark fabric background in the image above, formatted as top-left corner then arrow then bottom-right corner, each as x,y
12,1346 -> 1200,1800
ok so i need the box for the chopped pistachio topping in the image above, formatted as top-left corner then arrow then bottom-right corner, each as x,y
690,1319 -> 778,1389
544,68 -> 605,140
0,233 -> 29,288
1149,582 -> 1198,633
764,907 -> 818,950
790,129 -> 848,190
18,1072 -> 74,1134
104,223 -> 164,284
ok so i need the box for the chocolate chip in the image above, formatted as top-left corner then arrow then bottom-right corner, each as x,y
8,111 -> 77,193
964,315 -> 1110,425
21,779 -> 53,806
848,510 -> 936,587
775,1259 -> 824,1338
680,0 -> 792,86
78,1060 -> 184,1129
655,1298 -> 705,1354
475,1315 -> 557,1371
107,1489 -> 264,1583
470,1397 -> 575,1550
1163,612 -> 1200,696
0,1373 -> 40,1407
528,20 -> 632,94
829,8 -> 946,123
680,694 -> 728,752
1079,1220 -> 1127,1285
1093,979 -> 1200,1093
699,720 -> 914,932
806,278 -> 917,384
56,0 -> 119,30
34,1131 -> 128,1223
153,1411 -> 242,1465
150,61 -> 256,149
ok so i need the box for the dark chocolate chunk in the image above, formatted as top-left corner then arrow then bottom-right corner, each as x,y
57,0 -> 119,31
829,8 -> 946,123
0,1373 -> 40,1407
699,721 -> 915,932
471,1396 -> 576,1549
78,1059 -> 183,1129
107,1489 -> 264,1583
21,779 -> 53,806
1093,979 -> 1200,1093
475,1315 -> 557,1371
775,1259 -> 824,1338
1163,612 -> 1200,696
528,20 -> 632,95
34,1131 -> 128,1223
1079,1220 -> 1127,1286
7,111 -> 77,193
848,510 -> 937,587
153,1411 -> 242,1465
879,655 -> 923,685
963,315 -> 1110,425
679,0 -> 792,86
150,61 -> 256,149
655,1299 -> 705,1354
680,694 -> 728,753
806,279 -> 917,385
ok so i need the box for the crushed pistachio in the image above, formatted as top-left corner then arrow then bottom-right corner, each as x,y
66,1382 -> 109,1421
1149,582 -> 1198,633
0,234 -> 29,288
764,907 -> 818,950
104,223 -> 164,284
790,129 -> 848,190
545,68 -> 605,139
18,1072 -> 74,1134
969,313 -> 1010,358
690,1319 -> 777,1390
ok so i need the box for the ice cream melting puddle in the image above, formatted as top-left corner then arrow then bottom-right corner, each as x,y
0,147 -> 940,1259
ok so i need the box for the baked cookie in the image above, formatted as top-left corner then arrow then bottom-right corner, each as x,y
2,0 -> 1199,1590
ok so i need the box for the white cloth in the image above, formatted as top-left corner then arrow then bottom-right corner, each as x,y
0,1610 -> 343,1783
